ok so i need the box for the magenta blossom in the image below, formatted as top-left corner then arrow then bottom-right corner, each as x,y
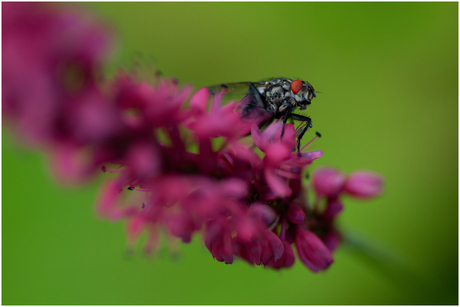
251,122 -> 323,199
3,3 -> 113,146
184,87 -> 255,141
2,2 -> 385,273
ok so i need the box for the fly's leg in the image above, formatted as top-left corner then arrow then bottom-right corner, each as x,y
281,107 -> 292,138
289,113 -> 313,154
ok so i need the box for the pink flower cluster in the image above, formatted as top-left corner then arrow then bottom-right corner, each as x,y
2,3 -> 384,272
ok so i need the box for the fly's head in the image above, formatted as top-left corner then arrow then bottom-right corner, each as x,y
289,79 -> 316,110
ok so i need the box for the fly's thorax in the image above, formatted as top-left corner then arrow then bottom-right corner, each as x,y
264,84 -> 289,113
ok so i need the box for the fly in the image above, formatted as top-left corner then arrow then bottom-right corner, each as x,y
208,78 -> 319,153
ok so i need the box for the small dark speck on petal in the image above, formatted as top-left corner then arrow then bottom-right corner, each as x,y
101,165 -> 106,172
127,186 -> 134,190
142,202 -> 145,209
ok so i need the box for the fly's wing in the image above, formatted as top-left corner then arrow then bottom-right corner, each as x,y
207,81 -> 267,105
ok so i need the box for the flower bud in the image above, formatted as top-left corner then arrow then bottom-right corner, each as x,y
344,170 -> 383,199
287,204 -> 306,224
295,228 -> 334,272
312,167 -> 346,198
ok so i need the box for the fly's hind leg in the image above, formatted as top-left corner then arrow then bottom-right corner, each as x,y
288,113 -> 313,154
248,84 -> 266,109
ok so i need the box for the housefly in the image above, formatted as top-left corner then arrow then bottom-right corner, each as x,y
208,78 -> 318,152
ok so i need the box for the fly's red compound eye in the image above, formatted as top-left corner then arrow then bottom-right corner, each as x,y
291,79 -> 303,94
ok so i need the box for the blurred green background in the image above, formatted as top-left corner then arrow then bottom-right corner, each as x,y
3,2 -> 458,305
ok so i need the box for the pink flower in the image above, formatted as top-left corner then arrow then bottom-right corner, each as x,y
251,122 -> 322,199
312,167 -> 383,201
3,3 -> 113,146
2,2 -> 385,273
183,87 -> 254,140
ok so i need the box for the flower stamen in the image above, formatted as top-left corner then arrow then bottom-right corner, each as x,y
300,132 -> 321,152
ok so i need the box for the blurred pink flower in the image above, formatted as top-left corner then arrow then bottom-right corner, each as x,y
184,87 -> 254,140
3,3 -> 113,146
251,122 -> 323,199
2,2 -> 385,273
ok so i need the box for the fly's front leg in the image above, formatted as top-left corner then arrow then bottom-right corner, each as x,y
288,113 -> 313,154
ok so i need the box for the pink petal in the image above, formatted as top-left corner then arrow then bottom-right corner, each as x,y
287,204 -> 306,224
265,230 -> 284,262
126,215 -> 145,241
322,229 -> 342,252
344,170 -> 384,199
247,203 -> 276,226
300,150 -> 323,163
96,180 -> 122,217
312,167 -> 346,198
250,124 -> 264,151
295,228 -> 334,273
265,168 -> 292,198
237,217 -> 257,243
323,200 -> 344,219
264,143 -> 291,164
278,123 -> 297,149
282,241 -> 296,268
126,141 -> 161,179
218,178 -> 248,198
189,87 -> 209,114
